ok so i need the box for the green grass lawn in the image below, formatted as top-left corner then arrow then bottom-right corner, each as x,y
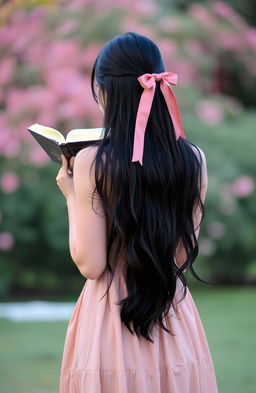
0,286 -> 255,393
191,286 -> 256,393
0,320 -> 67,393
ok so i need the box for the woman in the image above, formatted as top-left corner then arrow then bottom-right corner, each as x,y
56,32 -> 218,393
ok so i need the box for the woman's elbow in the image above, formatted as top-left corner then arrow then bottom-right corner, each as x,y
78,266 -> 99,280
75,258 -> 106,280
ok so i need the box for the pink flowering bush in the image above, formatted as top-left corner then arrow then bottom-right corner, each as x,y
0,232 -> 14,250
0,171 -> 20,193
0,0 -> 256,297
172,0 -> 256,29
160,2 -> 256,106
187,103 -> 256,283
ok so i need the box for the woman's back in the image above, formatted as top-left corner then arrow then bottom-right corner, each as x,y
58,32 -> 218,393
104,142 -> 208,271
59,142 -> 218,393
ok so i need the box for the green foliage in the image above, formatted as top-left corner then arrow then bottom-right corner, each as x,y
0,1 -> 255,296
160,0 -> 256,27
1,88 -> 255,297
0,0 -> 58,28
156,1 -> 256,107
0,162 -> 85,298
182,87 -> 256,282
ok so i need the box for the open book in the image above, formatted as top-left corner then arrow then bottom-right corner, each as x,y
27,123 -> 104,165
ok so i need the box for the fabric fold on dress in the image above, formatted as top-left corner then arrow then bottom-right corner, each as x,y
59,262 -> 218,393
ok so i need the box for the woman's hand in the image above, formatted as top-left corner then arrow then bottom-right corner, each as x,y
56,154 -> 75,200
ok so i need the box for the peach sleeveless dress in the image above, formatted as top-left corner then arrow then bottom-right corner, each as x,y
59,254 -> 219,393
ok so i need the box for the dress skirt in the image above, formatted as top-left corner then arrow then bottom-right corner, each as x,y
59,263 -> 219,393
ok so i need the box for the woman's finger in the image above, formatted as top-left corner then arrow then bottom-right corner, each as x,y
61,154 -> 68,169
69,156 -> 75,169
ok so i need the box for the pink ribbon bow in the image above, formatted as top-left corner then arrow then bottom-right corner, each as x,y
131,72 -> 185,166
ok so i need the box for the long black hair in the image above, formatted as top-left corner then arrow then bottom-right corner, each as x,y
90,32 -> 205,343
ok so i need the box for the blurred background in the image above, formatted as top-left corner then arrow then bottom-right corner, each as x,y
0,0 -> 255,392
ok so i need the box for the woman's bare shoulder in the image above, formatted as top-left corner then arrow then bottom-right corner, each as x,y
189,144 -> 208,187
75,145 -> 99,162
189,144 -> 206,164
73,146 -> 99,184
75,145 -> 101,170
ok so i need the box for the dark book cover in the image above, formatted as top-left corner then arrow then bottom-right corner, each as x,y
28,128 -> 101,166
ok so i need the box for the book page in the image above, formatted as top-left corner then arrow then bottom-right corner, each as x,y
28,123 -> 65,143
66,128 -> 104,143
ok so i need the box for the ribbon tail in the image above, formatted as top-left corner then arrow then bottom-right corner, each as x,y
161,80 -> 185,140
132,86 -> 155,165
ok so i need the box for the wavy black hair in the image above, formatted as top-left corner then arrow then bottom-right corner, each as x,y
89,32 -> 206,343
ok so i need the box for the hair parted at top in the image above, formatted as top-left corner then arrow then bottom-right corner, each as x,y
89,32 -> 206,343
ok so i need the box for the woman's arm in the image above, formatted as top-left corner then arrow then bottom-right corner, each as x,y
66,194 -> 77,263
66,146 -> 107,280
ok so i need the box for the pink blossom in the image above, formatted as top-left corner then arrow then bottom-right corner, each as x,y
44,68 -> 84,98
80,43 -> 102,69
6,86 -> 58,120
0,57 -> 16,85
207,221 -> 226,239
23,43 -> 47,63
159,17 -> 181,34
66,0 -> 88,11
0,18 -> 24,47
36,110 -> 57,126
0,25 -> 12,46
27,145 -> 51,166
0,113 -> 11,130
25,86 -> 58,110
167,59 -> 197,84
195,100 -> 224,125
57,20 -> 78,36
57,77 -> 101,123
0,232 -> 14,250
136,0 -> 160,16
217,32 -> 244,51
189,4 -> 215,27
48,73 -> 100,122
9,19 -> 44,54
6,88 -> 26,117
0,139 -> 21,157
157,39 -> 177,59
11,34 -> 32,54
245,28 -> 256,49
0,117 -> 21,156
212,1 -> 236,18
28,6 -> 47,19
184,40 -> 204,56
212,2 -> 246,28
58,100 -> 84,119
232,176 -> 254,198
0,8 -> 43,49
81,76 -> 104,122
16,120 -> 39,142
43,41 -> 81,70
92,0 -> 138,12
0,172 -> 20,193
120,20 -> 155,38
